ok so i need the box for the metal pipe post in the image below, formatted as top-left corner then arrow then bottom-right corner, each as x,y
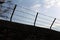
50,18 -> 56,29
10,4 -> 17,22
34,12 -> 38,26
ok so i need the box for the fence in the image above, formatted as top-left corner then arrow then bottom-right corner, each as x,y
0,4 -> 60,31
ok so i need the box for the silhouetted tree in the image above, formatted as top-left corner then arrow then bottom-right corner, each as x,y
0,0 -> 14,19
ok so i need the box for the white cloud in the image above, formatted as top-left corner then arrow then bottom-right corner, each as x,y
44,0 -> 56,8
31,4 -> 41,12
55,0 -> 60,7
44,0 -> 60,8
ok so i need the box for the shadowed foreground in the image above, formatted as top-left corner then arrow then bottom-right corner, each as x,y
0,20 -> 60,40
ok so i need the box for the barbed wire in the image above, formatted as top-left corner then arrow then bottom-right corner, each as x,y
1,5 -> 57,19
17,5 -> 55,18
15,10 -> 36,16
37,16 -> 53,22
2,2 -> 60,21
36,19 -> 51,25
38,12 -> 55,19
14,14 -> 34,20
13,17 -> 34,24
17,5 -> 36,13
1,5 -> 60,29
14,13 -> 51,25
14,9 -> 53,25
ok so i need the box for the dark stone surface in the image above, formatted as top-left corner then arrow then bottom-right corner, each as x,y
0,20 -> 60,40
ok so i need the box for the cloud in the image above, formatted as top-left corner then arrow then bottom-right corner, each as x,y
31,4 -> 41,12
44,0 -> 60,8
44,0 -> 56,8
55,0 -> 60,7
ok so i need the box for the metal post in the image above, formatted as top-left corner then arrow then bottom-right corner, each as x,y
10,4 -> 17,22
34,12 -> 38,26
50,18 -> 56,29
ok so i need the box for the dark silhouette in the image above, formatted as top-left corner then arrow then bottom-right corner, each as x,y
0,20 -> 60,40
0,0 -> 5,4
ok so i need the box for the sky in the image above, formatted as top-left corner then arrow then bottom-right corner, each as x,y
13,0 -> 60,18
1,0 -> 60,31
